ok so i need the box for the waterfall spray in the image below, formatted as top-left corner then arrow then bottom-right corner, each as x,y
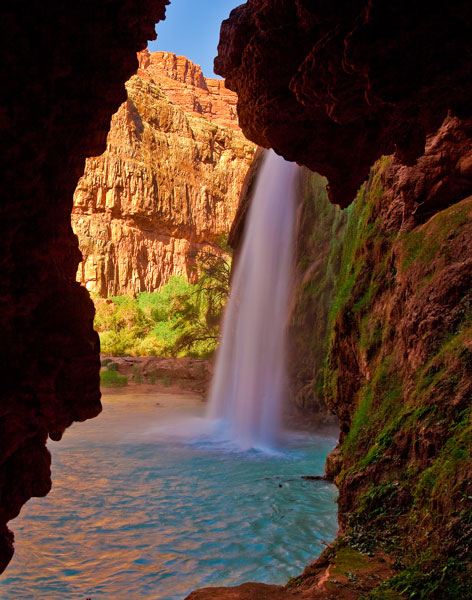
207,150 -> 299,450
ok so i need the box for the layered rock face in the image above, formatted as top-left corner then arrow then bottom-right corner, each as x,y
0,0 -> 168,573
215,0 -> 472,209
72,50 -> 255,297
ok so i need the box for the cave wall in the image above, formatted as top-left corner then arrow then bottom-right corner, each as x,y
214,0 -> 472,210
187,2 -> 472,599
0,0 -> 169,573
288,170 -> 346,413
321,116 -> 472,597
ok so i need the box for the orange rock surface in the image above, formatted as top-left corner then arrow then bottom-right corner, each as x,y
72,51 -> 256,297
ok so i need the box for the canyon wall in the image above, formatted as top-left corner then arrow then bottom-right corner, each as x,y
0,0 -> 168,573
72,50 -> 255,297
188,1 -> 472,598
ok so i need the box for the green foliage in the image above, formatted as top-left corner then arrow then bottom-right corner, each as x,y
94,249 -> 230,358
132,364 -> 143,384
399,200 -> 470,273
170,249 -> 231,357
324,159 -> 393,409
320,162 -> 472,597
344,385 -> 373,454
371,556 -> 472,600
414,408 -> 472,506
100,369 -> 128,387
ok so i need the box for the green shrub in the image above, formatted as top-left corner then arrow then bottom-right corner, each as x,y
93,248 -> 230,358
132,364 -> 142,384
100,369 -> 128,387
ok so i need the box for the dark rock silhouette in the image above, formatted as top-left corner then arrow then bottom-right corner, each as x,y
0,0 -> 168,573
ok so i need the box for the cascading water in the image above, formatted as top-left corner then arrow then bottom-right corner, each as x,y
1,153 -> 339,600
208,149 -> 299,450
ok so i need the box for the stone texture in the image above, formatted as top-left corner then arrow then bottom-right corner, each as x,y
104,356 -> 212,395
0,0 -> 168,573
138,50 -> 240,130
215,0 -> 472,208
72,51 -> 256,297
322,126 -> 472,594
189,115 -> 472,600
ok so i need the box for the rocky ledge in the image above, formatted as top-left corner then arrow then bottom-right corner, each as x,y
102,356 -> 212,395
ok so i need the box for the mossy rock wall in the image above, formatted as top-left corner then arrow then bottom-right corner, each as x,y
289,169 -> 347,412
323,151 -> 472,597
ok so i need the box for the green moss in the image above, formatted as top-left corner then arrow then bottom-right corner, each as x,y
132,364 -> 142,384
344,385 -> 373,454
399,197 -> 471,273
331,546 -> 371,575
343,356 -> 403,468
290,170 -> 348,410
362,591 -> 403,600
357,481 -> 402,514
399,230 -> 426,271
324,158 -> 394,406
414,410 -> 472,506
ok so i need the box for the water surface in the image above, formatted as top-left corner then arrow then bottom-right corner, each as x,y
1,390 -> 338,600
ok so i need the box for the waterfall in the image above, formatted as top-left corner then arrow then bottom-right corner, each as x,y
207,150 -> 299,450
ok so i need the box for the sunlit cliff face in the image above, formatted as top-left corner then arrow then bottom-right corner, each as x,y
71,50 -> 256,298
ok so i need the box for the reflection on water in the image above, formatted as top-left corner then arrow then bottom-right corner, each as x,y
1,390 -> 338,600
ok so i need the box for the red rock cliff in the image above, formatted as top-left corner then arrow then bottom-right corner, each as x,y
72,50 -> 255,296
0,0 -> 168,573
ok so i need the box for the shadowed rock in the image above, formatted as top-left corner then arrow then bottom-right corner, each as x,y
0,0 -> 168,573
215,0 -> 472,208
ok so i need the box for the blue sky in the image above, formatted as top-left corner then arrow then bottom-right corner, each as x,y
148,0 -> 242,78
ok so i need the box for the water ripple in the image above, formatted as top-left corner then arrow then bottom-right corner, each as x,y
0,391 -> 338,600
